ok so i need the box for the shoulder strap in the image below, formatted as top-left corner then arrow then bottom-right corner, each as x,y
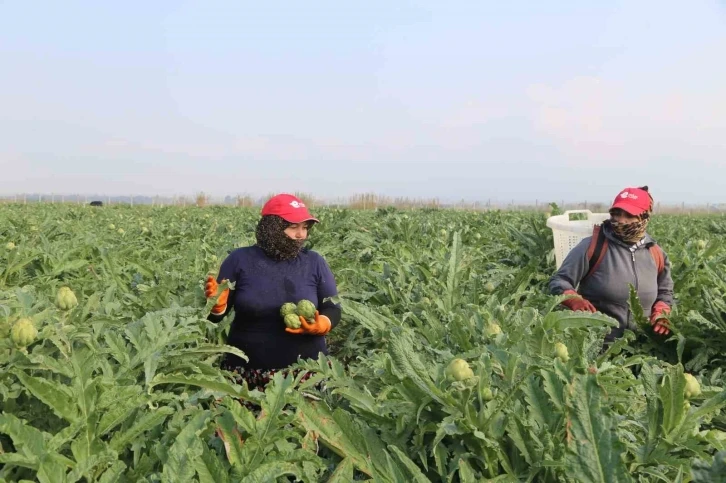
649,245 -> 665,275
584,225 -> 664,278
584,225 -> 608,281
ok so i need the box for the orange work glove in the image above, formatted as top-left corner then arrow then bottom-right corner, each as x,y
205,275 -> 229,315
285,311 -> 332,336
650,301 -> 671,336
560,289 -> 597,313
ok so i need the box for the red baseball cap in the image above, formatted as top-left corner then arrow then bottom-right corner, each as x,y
610,187 -> 652,215
260,194 -> 319,224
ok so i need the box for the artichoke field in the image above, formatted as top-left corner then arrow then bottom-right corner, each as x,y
1,204 -> 725,482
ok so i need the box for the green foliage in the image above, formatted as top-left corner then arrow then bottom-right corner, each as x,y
0,204 -> 724,481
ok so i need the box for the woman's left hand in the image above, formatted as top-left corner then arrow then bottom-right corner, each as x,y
650,301 -> 671,336
285,311 -> 332,336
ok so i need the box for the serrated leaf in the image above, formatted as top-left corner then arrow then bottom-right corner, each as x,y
97,461 -> 127,483
457,458 -> 477,483
627,285 -> 648,328
387,331 -> 446,404
541,369 -> 565,412
51,259 -> 89,276
12,371 -> 79,423
523,375 -> 555,430
326,458 -> 354,483
507,416 -> 538,467
636,364 -> 663,464
109,407 -> 174,452
636,466 -> 676,482
341,300 -> 390,333
162,410 -> 210,483
70,435 -> 106,477
194,443 -> 230,483
0,452 -> 38,470
36,454 -> 69,483
239,462 -> 301,483
149,373 -> 249,399
144,352 -> 162,387
183,344 -> 248,361
297,401 -> 373,477
388,446 -> 432,483
433,444 -> 448,478
244,372 -> 295,469
23,353 -> 74,377
565,374 -> 631,483
542,311 -> 618,332
433,414 -> 465,450
47,421 -> 83,453
80,291 -> 102,322
103,331 -> 130,366
97,388 -> 146,436
687,389 -> 726,421
0,413 -> 47,456
215,410 -> 245,468
659,364 -> 686,436
67,449 -> 116,482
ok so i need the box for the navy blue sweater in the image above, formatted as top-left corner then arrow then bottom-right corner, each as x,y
209,246 -> 341,370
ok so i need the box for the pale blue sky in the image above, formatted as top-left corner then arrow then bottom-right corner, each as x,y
1,1 -> 725,204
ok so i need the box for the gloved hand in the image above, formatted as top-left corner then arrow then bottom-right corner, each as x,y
560,289 -> 597,313
285,311 -> 332,336
205,275 -> 229,315
650,301 -> 671,336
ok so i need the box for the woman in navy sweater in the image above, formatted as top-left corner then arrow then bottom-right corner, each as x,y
204,193 -> 342,390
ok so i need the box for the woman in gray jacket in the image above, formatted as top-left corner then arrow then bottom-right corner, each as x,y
549,186 -> 674,344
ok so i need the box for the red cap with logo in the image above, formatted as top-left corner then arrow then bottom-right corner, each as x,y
260,194 -> 319,224
610,187 -> 653,216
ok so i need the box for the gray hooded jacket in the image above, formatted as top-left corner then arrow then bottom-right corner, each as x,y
549,222 -> 674,342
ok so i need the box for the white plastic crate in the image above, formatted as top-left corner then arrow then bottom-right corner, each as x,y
546,210 -> 610,269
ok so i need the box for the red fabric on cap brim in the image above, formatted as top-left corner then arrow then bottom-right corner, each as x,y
610,199 -> 646,216
279,212 -> 319,224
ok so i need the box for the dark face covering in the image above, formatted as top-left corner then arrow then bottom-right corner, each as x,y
255,215 -> 305,260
